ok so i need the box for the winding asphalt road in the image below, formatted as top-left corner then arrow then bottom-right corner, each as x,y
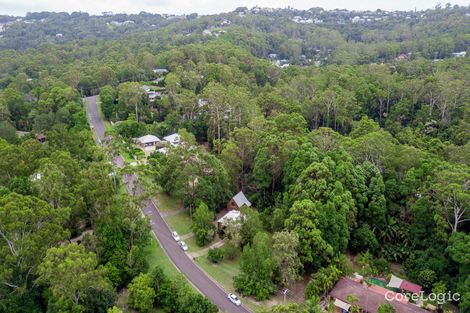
84,96 -> 252,313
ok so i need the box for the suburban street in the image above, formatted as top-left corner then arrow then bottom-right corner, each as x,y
84,96 -> 252,313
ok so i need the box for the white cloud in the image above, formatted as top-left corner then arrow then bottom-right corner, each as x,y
1,0 -> 469,16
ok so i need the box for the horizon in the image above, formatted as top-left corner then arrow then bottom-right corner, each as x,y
1,0 -> 469,17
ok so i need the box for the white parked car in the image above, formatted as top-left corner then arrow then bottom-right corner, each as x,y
171,231 -> 180,241
179,241 -> 188,251
228,293 -> 241,306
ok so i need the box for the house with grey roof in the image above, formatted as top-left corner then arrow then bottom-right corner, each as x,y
135,134 -> 161,148
227,191 -> 251,210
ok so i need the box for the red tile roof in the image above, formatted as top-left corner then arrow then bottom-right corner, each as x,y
330,278 -> 428,313
400,280 -> 422,294
369,285 -> 409,304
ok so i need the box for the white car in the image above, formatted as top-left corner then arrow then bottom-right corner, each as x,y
179,241 -> 188,251
171,231 -> 180,241
228,293 -> 241,306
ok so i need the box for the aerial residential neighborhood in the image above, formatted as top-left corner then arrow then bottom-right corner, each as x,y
0,2 -> 469,313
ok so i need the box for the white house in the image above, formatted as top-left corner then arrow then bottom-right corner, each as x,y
217,210 -> 243,228
136,135 -> 161,148
163,133 -> 181,147
452,51 -> 466,58
153,68 -> 169,75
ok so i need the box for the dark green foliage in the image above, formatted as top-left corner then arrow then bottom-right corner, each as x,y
99,86 -> 117,120
373,258 -> 391,275
207,248 -> 224,263
305,265 -> 342,299
235,232 -> 276,300
0,120 -> 16,143
191,202 -> 216,246
0,4 -> 469,310
115,119 -> 147,139
351,224 -> 379,254
148,266 -> 218,313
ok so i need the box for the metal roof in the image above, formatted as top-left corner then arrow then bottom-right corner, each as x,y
232,191 -> 251,208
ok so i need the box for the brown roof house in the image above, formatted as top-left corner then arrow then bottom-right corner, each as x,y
227,191 -> 251,211
329,278 -> 429,313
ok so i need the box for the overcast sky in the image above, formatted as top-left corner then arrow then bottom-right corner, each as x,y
1,0 -> 469,16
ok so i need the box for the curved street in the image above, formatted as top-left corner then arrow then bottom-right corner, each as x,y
84,96 -> 252,313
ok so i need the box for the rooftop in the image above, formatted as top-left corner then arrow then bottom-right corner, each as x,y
136,134 -> 161,144
232,191 -> 251,208
330,278 -> 428,313
163,133 -> 181,146
217,210 -> 242,225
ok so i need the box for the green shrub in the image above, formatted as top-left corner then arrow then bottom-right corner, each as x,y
207,248 -> 224,263
373,257 -> 390,275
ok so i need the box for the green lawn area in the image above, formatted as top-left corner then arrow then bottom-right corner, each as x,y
155,192 -> 182,212
166,211 -> 192,236
144,234 -> 180,279
195,255 -> 240,291
183,235 -> 212,253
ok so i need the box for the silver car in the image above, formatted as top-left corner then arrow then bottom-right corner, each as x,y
171,231 -> 180,241
179,241 -> 188,251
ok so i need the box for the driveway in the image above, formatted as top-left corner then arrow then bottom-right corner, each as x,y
83,96 -> 252,313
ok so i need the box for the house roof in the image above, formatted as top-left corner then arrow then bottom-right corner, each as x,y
369,285 -> 409,304
136,134 -> 161,144
400,280 -> 422,294
387,275 -> 403,289
330,278 -> 428,313
163,133 -> 180,146
232,191 -> 251,208
334,299 -> 351,311
153,68 -> 169,74
217,210 -> 242,225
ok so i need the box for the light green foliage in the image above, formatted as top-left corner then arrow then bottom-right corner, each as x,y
377,302 -> 396,313
128,273 -> 156,313
240,206 -> 263,246
0,193 -> 70,295
222,218 -> 243,259
37,244 -> 111,311
272,231 -> 302,286
107,307 -> 123,313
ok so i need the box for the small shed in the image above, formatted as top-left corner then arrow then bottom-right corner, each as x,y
227,191 -> 251,211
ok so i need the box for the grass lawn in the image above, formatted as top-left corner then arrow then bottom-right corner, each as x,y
166,211 -> 192,236
183,235 -> 213,253
195,255 -> 240,291
144,234 -> 180,279
155,192 -> 182,212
